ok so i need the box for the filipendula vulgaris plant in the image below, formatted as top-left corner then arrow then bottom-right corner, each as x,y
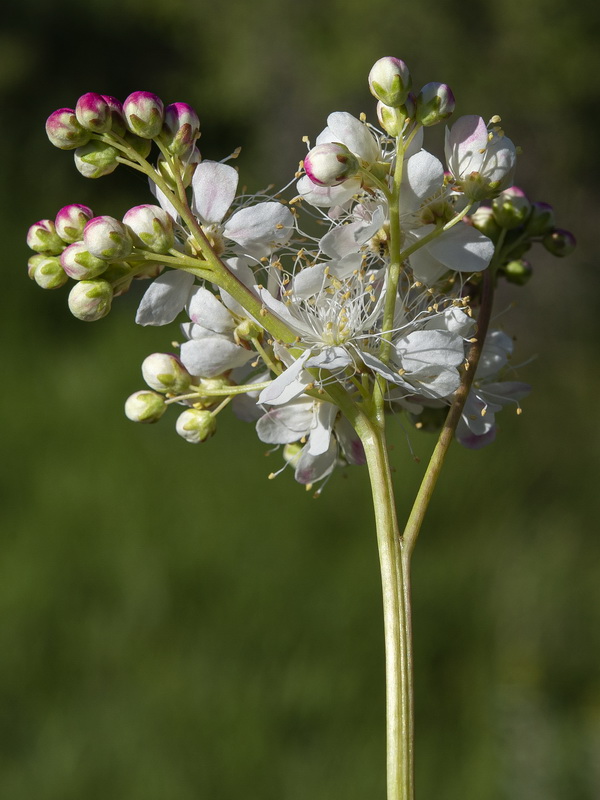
27,62 -> 575,800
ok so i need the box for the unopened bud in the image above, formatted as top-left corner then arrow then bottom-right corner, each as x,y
161,102 -> 200,156
125,390 -> 166,423
122,204 -> 175,253
234,318 -> 262,342
492,186 -> 531,229
84,216 -> 133,260
469,206 -> 501,242
368,57 -> 411,108
156,146 -> 200,189
74,140 -> 120,178
415,82 -> 455,126
75,93 -> 112,133
304,143 -> 360,186
45,108 -> 91,150
175,408 -> 216,443
502,259 -> 533,285
123,91 -> 164,138
543,228 -> 576,257
60,242 -> 108,280
123,132 -> 152,158
32,256 -> 68,289
102,95 -> 126,136
67,279 -> 113,321
524,202 -> 555,236
26,219 -> 65,254
55,204 -> 94,243
142,353 -> 192,393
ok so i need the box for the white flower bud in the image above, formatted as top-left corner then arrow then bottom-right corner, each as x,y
55,204 -> 94,244
32,256 -> 69,289
368,57 -> 411,108
304,143 -> 360,187
84,216 -> 133,261
175,408 -> 216,443
74,141 -> 120,179
60,242 -> 108,280
141,353 -> 192,393
123,205 -> 175,253
27,220 -> 65,255
125,390 -> 167,423
67,279 -> 113,321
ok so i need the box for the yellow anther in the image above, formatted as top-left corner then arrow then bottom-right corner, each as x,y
516,407 -> 523,415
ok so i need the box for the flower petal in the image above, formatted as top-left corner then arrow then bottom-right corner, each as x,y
135,271 -> 195,326
180,336 -> 253,377
425,223 -> 494,274
296,174 -> 361,208
187,286 -> 235,333
224,202 -> 294,256
191,160 -> 238,224
256,398 -> 315,444
294,437 -> 338,484
325,112 -> 380,163
257,349 -> 313,406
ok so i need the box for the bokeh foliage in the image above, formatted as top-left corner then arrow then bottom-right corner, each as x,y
2,1 -> 599,798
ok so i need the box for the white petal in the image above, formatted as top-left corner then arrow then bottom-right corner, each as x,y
150,180 -> 179,222
191,161 -> 238,224
307,402 -> 337,456
257,349 -> 313,406
306,347 -> 353,371
256,399 -> 315,444
445,115 -> 488,177
294,437 -> 338,484
425,223 -> 494,273
257,288 -> 312,336
224,202 -> 294,255
402,150 -> 444,212
219,257 -> 257,316
292,264 -> 327,300
180,337 -> 253,377
135,271 -> 195,326
396,330 -> 465,371
187,286 -> 235,333
326,112 -> 380,163
360,351 -> 413,389
478,330 -> 513,378
296,174 -> 361,208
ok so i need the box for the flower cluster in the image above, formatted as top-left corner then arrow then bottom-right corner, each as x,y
27,60 -> 575,490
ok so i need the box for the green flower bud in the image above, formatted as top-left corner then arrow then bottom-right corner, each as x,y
283,442 -> 303,467
32,256 -> 68,289
74,140 -> 120,179
26,219 -> 65,254
368,57 -> 411,108
469,206 -> 502,242
524,202 -> 555,236
415,82 -> 455,127
543,228 -> 576,257
67,279 -> 113,321
501,259 -> 533,285
124,390 -> 167,423
124,132 -> 152,159
492,186 -> 531,229
175,408 -> 216,443
141,353 -> 192,393
234,318 -> 262,342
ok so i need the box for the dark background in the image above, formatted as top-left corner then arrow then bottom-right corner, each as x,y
2,1 -> 599,797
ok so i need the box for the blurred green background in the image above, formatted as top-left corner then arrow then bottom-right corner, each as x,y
2,0 -> 600,797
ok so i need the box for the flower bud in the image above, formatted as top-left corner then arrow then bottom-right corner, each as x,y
283,442 -> 303,467
469,206 -> 501,242
122,204 -> 175,253
141,353 -> 192,394
502,259 -> 533,285
543,228 -> 576,257
60,242 -> 108,280
415,82 -> 455,126
123,131 -> 153,158
304,143 -> 360,186
175,408 -> 216,443
101,262 -> 134,295
54,204 -> 94,244
84,216 -> 133,260
26,219 -> 65,254
368,57 -> 411,108
161,102 -> 200,156
67,279 -> 113,321
492,186 -> 531,229
234,318 -> 262,342
124,390 -> 167,423
123,91 -> 164,138
102,95 -> 127,136
524,202 -> 555,236
28,254 -> 45,280
45,108 -> 91,150
75,92 -> 112,133
32,256 -> 69,289
156,146 -> 200,189
74,140 -> 120,178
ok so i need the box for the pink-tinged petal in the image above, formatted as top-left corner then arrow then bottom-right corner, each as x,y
445,115 -> 488,175
191,160 -> 238,224
135,271 -> 195,326
257,350 -> 313,406
325,112 -> 380,163
307,402 -> 337,456
294,437 -> 338,484
180,336 -> 253,377
296,174 -> 361,208
187,286 -> 235,333
456,421 -> 497,449
224,202 -> 294,255
256,399 -> 314,445
459,392 -> 495,437
478,330 -> 513,378
335,416 -> 366,465
425,223 -> 494,273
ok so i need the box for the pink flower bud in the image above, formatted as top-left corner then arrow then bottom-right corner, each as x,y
75,92 -> 112,133
26,219 -> 65,254
543,229 -> 576,257
525,202 -> 555,236
68,279 -> 113,321
304,143 -> 360,186
74,141 -> 120,178
122,204 -> 175,253
83,216 -> 133,260
368,57 -> 411,108
123,91 -> 164,138
161,102 -> 200,156
45,108 -> 91,150
55,204 -> 94,243
60,242 -> 108,280
102,95 -> 127,136
415,82 -> 455,127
